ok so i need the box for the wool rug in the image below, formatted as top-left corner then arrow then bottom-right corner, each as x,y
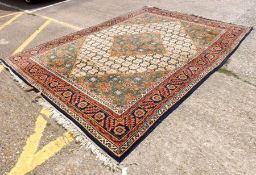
2,7 -> 251,163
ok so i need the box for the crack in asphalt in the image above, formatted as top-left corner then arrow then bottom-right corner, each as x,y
218,68 -> 256,88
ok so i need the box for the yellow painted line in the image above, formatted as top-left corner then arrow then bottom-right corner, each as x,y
0,12 -> 19,19
7,108 -> 74,175
3,10 -> 80,175
0,12 -> 23,31
31,132 -> 73,168
12,19 -> 51,55
0,65 -> 4,72
40,15 -> 82,30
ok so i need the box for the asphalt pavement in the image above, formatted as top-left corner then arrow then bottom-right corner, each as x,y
0,0 -> 255,175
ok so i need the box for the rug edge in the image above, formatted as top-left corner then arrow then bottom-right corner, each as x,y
1,25 -> 252,162
0,6 -> 253,162
115,25 -> 253,160
0,60 -> 124,170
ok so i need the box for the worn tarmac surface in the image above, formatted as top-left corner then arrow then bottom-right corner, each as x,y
0,0 -> 255,175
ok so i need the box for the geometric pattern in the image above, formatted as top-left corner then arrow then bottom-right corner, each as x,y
37,17 -> 206,114
5,7 -> 251,161
111,32 -> 167,57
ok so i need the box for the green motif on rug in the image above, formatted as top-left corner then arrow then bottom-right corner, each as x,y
77,71 -> 169,112
33,12 -> 222,114
35,38 -> 85,77
111,32 -> 166,57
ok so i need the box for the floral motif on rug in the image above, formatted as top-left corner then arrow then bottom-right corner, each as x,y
4,7 -> 251,161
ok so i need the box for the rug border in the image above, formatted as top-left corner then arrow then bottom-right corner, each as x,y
1,6 -> 253,162
118,26 -> 253,161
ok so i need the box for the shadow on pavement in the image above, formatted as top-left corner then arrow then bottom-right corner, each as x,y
0,0 -> 67,10
0,5 -> 19,13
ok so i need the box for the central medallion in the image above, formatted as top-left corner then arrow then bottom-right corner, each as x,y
35,14 -> 209,114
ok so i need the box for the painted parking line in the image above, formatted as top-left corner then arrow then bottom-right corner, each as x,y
0,1 -> 82,30
0,65 -> 4,72
40,15 -> 82,30
12,19 -> 51,55
0,12 -> 23,31
0,12 -> 19,19
7,108 -> 74,175
0,0 -> 83,30
6,18 -> 75,175
0,3 -> 84,174
0,0 -> 72,13
0,2 -> 22,11
27,0 -> 73,13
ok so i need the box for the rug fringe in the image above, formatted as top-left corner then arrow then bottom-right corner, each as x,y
0,61 -> 34,90
37,98 -> 122,171
0,61 -> 122,172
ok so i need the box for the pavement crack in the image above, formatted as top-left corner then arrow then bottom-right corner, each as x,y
218,68 -> 256,87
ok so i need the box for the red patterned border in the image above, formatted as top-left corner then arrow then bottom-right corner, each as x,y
4,7 -> 251,160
